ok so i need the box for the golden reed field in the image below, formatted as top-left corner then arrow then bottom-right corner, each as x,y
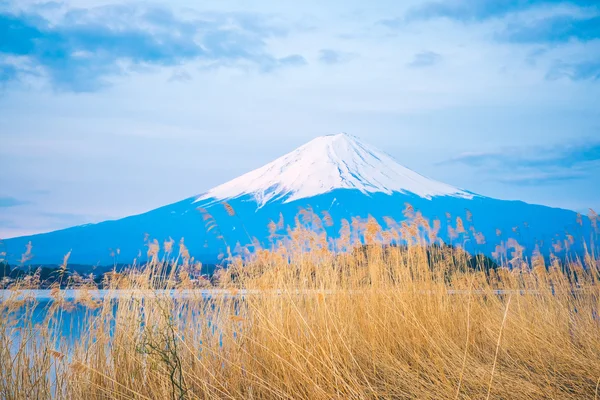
1,206 -> 599,399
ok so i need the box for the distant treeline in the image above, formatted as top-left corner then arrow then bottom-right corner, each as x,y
352,243 -> 500,271
0,261 -> 104,288
0,261 -> 220,289
0,245 -> 503,289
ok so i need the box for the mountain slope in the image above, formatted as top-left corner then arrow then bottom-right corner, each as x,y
1,133 -> 593,266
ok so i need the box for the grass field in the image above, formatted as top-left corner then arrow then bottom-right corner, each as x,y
1,211 -> 599,399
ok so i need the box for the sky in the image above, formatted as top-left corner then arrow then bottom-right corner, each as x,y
0,0 -> 599,238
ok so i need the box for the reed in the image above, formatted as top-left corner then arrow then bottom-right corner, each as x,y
1,209 -> 599,399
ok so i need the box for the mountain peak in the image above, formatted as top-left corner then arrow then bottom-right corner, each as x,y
197,133 -> 472,207
317,131 -> 358,143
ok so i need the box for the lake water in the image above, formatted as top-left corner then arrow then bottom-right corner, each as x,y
0,289 -> 234,301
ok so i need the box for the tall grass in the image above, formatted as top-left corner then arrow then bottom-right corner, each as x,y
1,210 -> 599,399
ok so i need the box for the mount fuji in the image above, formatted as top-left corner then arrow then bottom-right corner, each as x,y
1,133 -> 592,266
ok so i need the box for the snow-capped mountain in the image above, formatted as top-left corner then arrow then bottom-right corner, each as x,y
1,133 -> 593,266
197,133 -> 472,207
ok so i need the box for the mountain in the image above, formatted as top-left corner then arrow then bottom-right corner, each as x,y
197,133 -> 472,206
0,133 -> 593,266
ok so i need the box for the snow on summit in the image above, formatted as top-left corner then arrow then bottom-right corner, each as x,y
197,133 -> 472,206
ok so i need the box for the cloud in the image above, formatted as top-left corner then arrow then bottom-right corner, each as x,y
318,49 -> 353,65
445,142 -> 600,168
0,196 -> 29,207
547,60 -> 600,80
319,49 -> 341,65
38,211 -> 93,225
277,54 -> 307,67
498,15 -> 600,44
442,151 -> 504,167
0,63 -> 17,82
442,141 -> 600,186
408,51 -> 441,68
496,171 -> 587,185
495,13 -> 600,81
0,218 -> 20,229
168,70 -> 192,83
384,0 -> 600,80
236,54 -> 308,73
405,0 -> 598,22
0,4 -> 306,91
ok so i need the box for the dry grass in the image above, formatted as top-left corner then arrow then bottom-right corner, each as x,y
1,210 -> 599,399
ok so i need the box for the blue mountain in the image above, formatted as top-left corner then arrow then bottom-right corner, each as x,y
1,133 -> 593,266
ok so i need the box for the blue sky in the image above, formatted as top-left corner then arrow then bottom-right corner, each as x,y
0,0 -> 599,238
